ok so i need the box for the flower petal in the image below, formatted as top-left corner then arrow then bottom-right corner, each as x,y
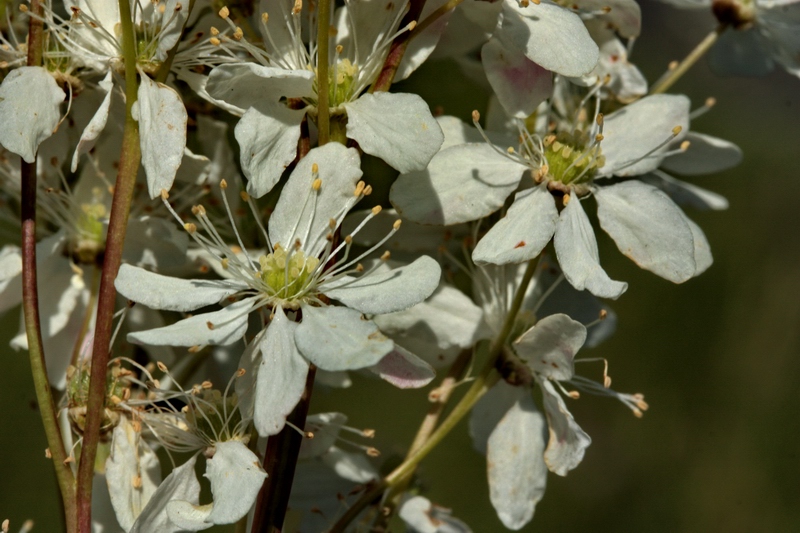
595,181 -> 697,283
487,390 -> 548,530
133,74 -> 187,198
322,256 -> 441,315
115,263 -> 246,312
539,379 -> 591,476
472,185 -> 558,265
206,63 -> 314,109
554,194 -> 628,299
0,67 -> 65,163
234,101 -> 305,198
481,37 -> 553,119
254,307 -> 310,436
469,380 -> 527,455
127,297 -> 255,347
344,92 -> 443,173
370,346 -> 436,389
500,0 -> 599,77
660,132 -> 743,176
399,495 -> 472,533
269,144 -> 362,256
599,94 -> 690,177
106,417 -> 161,531
204,441 -> 267,525
294,306 -> 394,371
514,313 -> 586,381
320,446 -> 380,484
71,69 -> 114,172
130,456 -> 201,533
395,0 -> 455,81
390,144 -> 525,225
644,172 -> 729,210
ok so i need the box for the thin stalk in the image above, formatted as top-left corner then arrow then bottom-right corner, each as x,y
409,0 -> 463,41
330,259 -> 540,532
370,0 -> 427,93
316,0 -> 331,145
75,1 -> 142,530
21,2 -> 77,531
650,24 -> 727,95
250,366 -> 317,533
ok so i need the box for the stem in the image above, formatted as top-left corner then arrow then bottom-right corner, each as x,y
331,259 -> 540,532
649,25 -> 727,95
315,0 -> 331,145
75,1 -> 142,530
21,3 -> 77,530
250,366 -> 317,533
370,0 -> 427,93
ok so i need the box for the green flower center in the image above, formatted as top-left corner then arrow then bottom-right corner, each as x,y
543,131 -> 605,186
69,201 -> 107,265
259,248 -> 320,302
328,59 -> 358,107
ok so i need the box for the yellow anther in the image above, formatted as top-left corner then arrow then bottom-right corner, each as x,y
408,20 -> 417,30
160,189 -> 169,200
596,113 -> 604,126
221,258 -> 229,269
132,475 -> 143,489
220,179 -> 228,189
705,97 -> 716,108
329,218 -> 337,229
507,147 -> 515,154
233,27 -> 244,40
218,6 -> 230,18
19,4 -> 28,12
392,219 -> 402,230
236,368 -> 246,377
157,361 -> 168,372
240,191 -> 250,201
312,178 -> 322,191
210,37 -> 221,46
311,162 -> 319,174
292,0 -> 303,14
380,251 -> 391,261
366,447 -> 380,457
567,390 -> 580,399
563,193 -> 571,206
355,263 -> 364,272
599,309 -> 608,320
201,380 -> 213,389
672,125 -> 683,135
680,140 -> 690,151
471,110 -> 480,122
363,185 -> 373,196
371,205 -> 382,216
362,428 -> 375,438
354,180 -> 365,197
595,133 -> 604,142
668,60 -> 679,71
184,223 -> 197,233
336,44 -> 344,54
344,235 -> 353,244
262,12 -> 269,23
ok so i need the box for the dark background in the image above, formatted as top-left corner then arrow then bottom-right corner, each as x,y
2,0 -> 798,530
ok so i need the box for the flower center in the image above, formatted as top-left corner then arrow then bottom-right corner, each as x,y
329,59 -> 358,106
259,247 -> 320,302
184,389 -> 245,444
69,201 -> 107,265
543,131 -> 605,186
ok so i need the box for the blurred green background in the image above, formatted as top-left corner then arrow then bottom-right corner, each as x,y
2,0 -> 799,531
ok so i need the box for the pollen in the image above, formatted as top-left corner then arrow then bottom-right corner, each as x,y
218,6 -> 230,18
312,178 -> 322,191
210,37 -> 221,46
371,205 -> 382,215
393,219 -> 402,230
672,125 -> 683,136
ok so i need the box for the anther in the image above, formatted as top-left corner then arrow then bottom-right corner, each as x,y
236,368 -> 246,377
329,218 -> 337,230
392,219 -> 402,230
363,185 -> 373,196
362,429 -> 375,438
292,0 -> 303,14
599,309 -> 608,320
45,448 -> 52,459
218,6 -> 230,18
679,140 -> 690,151
371,205 -> 382,216
471,110 -> 480,123
596,113 -> 604,126
312,178 -> 322,191
366,447 -> 380,457
672,125 -> 683,136
705,97 -> 716,108
160,189 -> 169,200
354,181 -> 365,196
563,193 -> 571,206
344,235 -> 353,245
210,37 -> 221,46
19,4 -> 28,12
567,390 -> 580,399
233,27 -> 244,40
355,263 -> 364,272
380,251 -> 391,261
202,380 -> 213,389
157,361 -> 168,372
262,13 -> 269,23
240,191 -> 250,201
220,179 -> 228,189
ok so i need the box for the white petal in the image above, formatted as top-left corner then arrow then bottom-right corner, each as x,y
204,441 -> 267,524
127,297 -> 255,346
644,172 -> 729,210
106,417 -> 161,531
390,144 -> 525,225
234,101 -> 305,198
130,456 -> 201,533
487,391 -> 548,530
399,495 -> 473,533
164,502 -> 212,531
472,185 -> 558,265
71,69 -> 114,172
500,0 -> 599,77
514,314 -> 586,381
294,305 -> 394,371
684,214 -> 713,276
374,283 -> 486,368
660,132 -> 743,176
577,0 -> 641,37
469,380 -> 527,455
206,63 -> 314,109
0,67 -> 65,163
122,216 -> 189,270
554,194 -> 628,299
600,94 -> 690,177
254,307 -> 310,436
133,75 -> 187,198
481,37 -> 553,119
595,181 -> 697,283
0,245 -> 22,314
320,446 -> 380,484
322,256 -> 441,314
539,379 -> 591,476
395,0 -> 455,81
370,346 -> 436,389
344,92 -> 444,173
115,264 -> 246,312
155,0 -> 189,60
269,144 -> 362,256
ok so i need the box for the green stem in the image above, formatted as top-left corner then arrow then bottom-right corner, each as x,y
330,259 -> 540,532
316,0 -> 331,145
650,25 -> 727,95
21,3 -> 77,531
75,1 -> 142,531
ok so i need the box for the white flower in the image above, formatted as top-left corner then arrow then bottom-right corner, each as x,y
116,143 -> 441,436
469,313 -> 646,529
390,92 -> 720,296
399,495 -> 472,533
659,0 -> 800,77
202,0 -> 445,197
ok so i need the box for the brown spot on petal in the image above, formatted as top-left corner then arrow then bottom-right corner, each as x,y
514,241 -> 526,249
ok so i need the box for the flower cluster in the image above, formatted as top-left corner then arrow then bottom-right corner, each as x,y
0,0 -> 784,530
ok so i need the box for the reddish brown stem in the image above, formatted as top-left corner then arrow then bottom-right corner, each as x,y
370,0 -> 427,93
